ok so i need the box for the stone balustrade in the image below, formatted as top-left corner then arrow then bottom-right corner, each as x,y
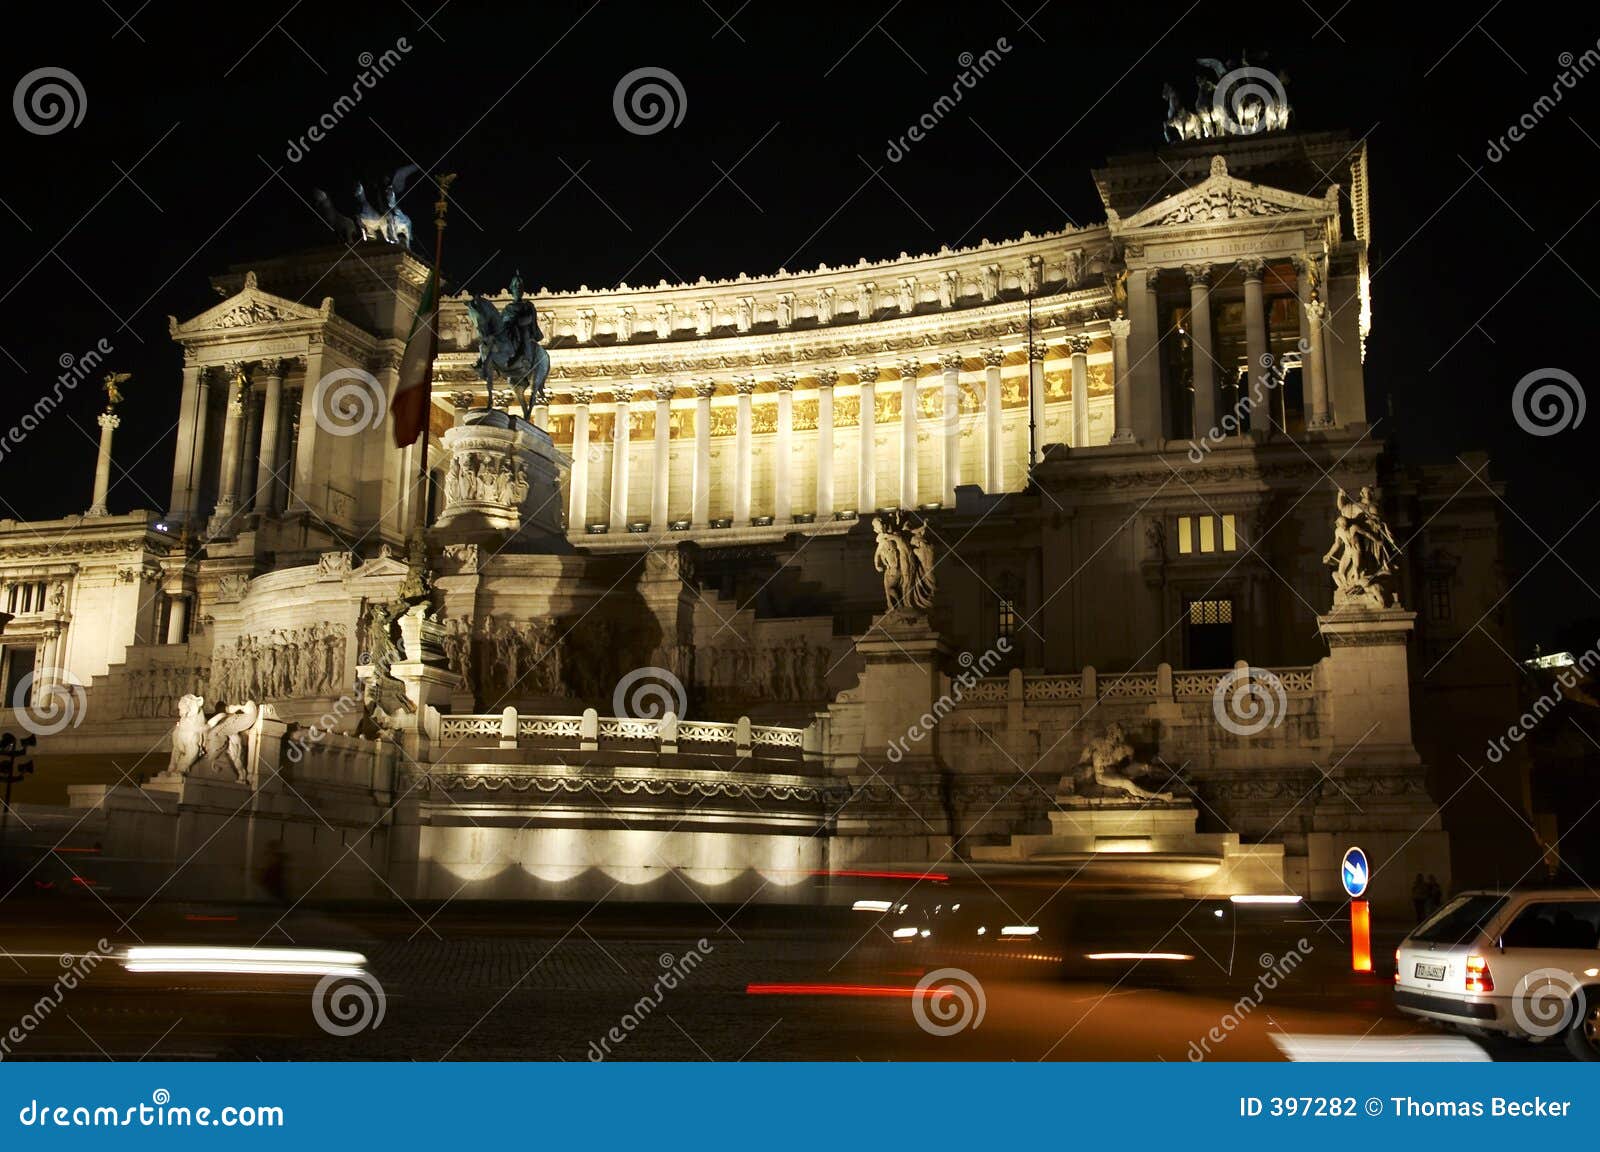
954,662 -> 1318,707
436,706 -> 809,761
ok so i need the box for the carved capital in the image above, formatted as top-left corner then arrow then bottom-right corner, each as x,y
815,368 -> 839,389
449,390 -> 475,410
982,347 -> 1006,369
1028,341 -> 1048,363
570,387 -> 595,407
1184,264 -> 1212,288
1068,334 -> 1093,357
694,380 -> 718,400
1108,317 -> 1132,339
774,372 -> 797,392
854,365 -> 880,386
654,381 -> 677,402
939,351 -> 964,372
1238,257 -> 1267,281
897,359 -> 921,381
733,377 -> 758,395
97,411 -> 121,431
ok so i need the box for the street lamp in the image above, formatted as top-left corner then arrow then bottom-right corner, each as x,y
0,731 -> 38,885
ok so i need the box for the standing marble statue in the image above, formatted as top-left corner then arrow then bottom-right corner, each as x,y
1323,484 -> 1401,609
872,511 -> 937,613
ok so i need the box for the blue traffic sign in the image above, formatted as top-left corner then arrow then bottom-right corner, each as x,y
1341,845 -> 1369,898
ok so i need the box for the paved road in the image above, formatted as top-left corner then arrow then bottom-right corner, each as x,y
0,894 -> 1579,1061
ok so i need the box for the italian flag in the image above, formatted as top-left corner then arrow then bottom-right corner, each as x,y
391,268 -> 438,447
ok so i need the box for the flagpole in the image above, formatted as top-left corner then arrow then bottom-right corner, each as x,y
413,173 -> 457,536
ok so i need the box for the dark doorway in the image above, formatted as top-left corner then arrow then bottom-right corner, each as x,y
1184,598 -> 1235,669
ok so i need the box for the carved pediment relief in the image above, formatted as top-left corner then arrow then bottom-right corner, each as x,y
1113,156 -> 1334,232
169,270 -> 333,337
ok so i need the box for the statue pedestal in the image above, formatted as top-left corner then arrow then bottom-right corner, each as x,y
1316,605 -> 1418,767
434,411 -> 569,548
853,610 -> 951,763
972,803 -> 1291,896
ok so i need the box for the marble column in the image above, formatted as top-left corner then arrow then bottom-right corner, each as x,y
1127,268 -> 1162,441
609,385 -> 633,531
238,388 -> 261,515
774,373 -> 795,523
692,381 -> 715,524
815,369 -> 837,519
856,365 -> 878,513
180,365 -> 213,524
651,382 -> 673,529
291,346 -> 325,515
165,594 -> 189,644
1028,342 -> 1047,466
210,367 -> 248,530
733,377 -> 756,524
1109,317 -> 1135,444
1069,334 -> 1091,448
532,400 -> 549,432
168,361 -> 202,522
938,352 -> 962,505
450,391 -> 473,428
1185,264 -> 1216,439
87,409 -> 119,517
898,360 -> 920,509
1240,257 -> 1269,433
982,348 -> 1005,491
568,388 -> 593,530
254,363 -> 289,515
1305,297 -> 1333,429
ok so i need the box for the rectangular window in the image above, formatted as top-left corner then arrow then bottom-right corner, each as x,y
1221,513 -> 1237,551
1177,516 -> 1193,555
1188,599 -> 1233,625
997,597 -> 1017,642
1198,516 -> 1216,553
1175,515 -> 1239,556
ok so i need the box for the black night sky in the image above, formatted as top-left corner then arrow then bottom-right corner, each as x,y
0,2 -> 1596,651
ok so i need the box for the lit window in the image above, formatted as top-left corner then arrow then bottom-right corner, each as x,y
1188,599 -> 1233,625
1199,517 -> 1216,553
1177,516 -> 1193,554
997,597 -> 1017,641
1175,515 -> 1240,556
1221,514 -> 1237,551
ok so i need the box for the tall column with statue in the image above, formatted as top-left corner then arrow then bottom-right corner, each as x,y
87,372 -> 130,517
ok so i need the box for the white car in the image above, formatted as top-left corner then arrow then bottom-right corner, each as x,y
1393,889 -> 1600,1060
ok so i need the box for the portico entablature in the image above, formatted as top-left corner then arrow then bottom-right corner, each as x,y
168,270 -> 376,365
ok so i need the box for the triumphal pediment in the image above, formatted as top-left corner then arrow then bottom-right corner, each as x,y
168,269 -> 333,337
1112,155 -> 1335,233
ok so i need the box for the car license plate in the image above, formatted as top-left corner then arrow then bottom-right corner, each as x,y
1415,962 -> 1447,981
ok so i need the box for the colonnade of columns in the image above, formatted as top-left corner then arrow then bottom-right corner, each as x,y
560,335 -> 1134,533
169,357 -> 300,531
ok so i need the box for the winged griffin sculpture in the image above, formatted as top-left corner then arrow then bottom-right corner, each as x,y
167,695 -> 260,784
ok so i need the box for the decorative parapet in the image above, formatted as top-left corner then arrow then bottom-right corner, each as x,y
435,708 -> 809,760
958,663 -> 1319,707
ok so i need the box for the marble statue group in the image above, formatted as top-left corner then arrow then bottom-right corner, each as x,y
872,511 -> 937,614
1322,485 -> 1400,609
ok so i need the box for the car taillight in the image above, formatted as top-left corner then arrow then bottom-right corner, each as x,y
1393,949 -> 1400,985
1465,954 -> 1493,993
